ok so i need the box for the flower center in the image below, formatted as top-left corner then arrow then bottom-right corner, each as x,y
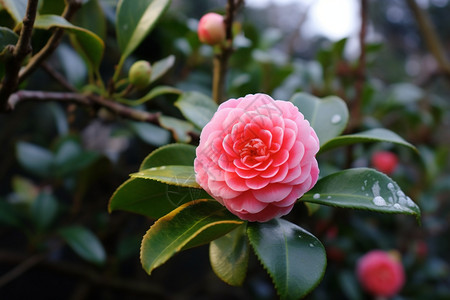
240,138 -> 268,166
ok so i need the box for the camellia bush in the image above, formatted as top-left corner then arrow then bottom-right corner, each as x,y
3,0 -> 450,299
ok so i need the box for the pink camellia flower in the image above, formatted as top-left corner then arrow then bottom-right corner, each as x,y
357,250 -> 405,298
197,12 -> 226,45
194,94 -> 320,222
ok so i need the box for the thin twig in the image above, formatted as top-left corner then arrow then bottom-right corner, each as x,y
41,62 -> 78,92
406,0 -> 450,77
0,253 -> 46,287
0,0 -> 40,111
212,0 -> 243,103
18,0 -> 83,84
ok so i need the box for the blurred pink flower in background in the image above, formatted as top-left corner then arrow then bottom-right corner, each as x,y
357,250 -> 405,298
194,94 -> 319,222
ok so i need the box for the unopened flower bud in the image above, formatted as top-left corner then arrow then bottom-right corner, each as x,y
129,60 -> 152,89
198,13 -> 226,45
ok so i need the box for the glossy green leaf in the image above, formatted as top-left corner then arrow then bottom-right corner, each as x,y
131,165 -> 199,188
38,0 -> 65,15
0,26 -> 18,54
34,14 -> 104,71
158,115 -> 196,143
116,0 -> 171,60
73,0 -> 107,41
128,121 -> 171,146
16,142 -> 54,178
247,219 -> 327,300
319,128 -> 416,154
301,168 -> 421,221
1,0 -> 27,24
31,192 -> 58,231
109,143 -> 206,219
174,91 -> 218,129
150,55 -> 175,83
109,178 -> 210,219
139,143 -> 197,170
59,226 -> 106,266
290,92 -> 348,146
210,224 -> 249,286
140,199 -> 243,275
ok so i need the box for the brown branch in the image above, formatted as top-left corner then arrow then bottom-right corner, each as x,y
7,90 -> 161,124
0,253 -> 46,287
18,0 -> 83,84
212,0 -> 243,103
406,0 -> 450,77
41,62 -> 78,92
0,0 -> 40,111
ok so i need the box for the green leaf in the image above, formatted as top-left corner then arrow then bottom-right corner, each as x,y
116,0 -> 171,60
53,139 -> 99,177
140,199 -> 243,275
59,226 -> 106,266
1,0 -> 27,24
131,165 -> 199,188
210,224 -> 249,286
158,115 -> 196,143
0,26 -> 18,54
174,91 -> 218,129
31,192 -> 58,231
319,128 -> 416,154
16,142 -> 54,178
73,0 -> 107,41
128,121 -> 171,146
290,92 -> 348,146
150,55 -> 175,83
140,143 -> 197,170
110,143 -> 207,219
34,14 -> 104,71
247,219 -> 327,300
301,168 -> 421,222
109,177 -> 210,219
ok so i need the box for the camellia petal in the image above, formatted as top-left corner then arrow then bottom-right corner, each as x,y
194,94 -> 320,222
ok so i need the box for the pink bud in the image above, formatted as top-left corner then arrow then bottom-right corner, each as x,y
357,250 -> 405,297
198,13 -> 226,45
371,151 -> 399,175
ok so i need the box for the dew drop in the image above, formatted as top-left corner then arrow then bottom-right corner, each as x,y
309,243 -> 314,248
373,196 -> 387,206
406,197 -> 416,207
387,183 -> 394,190
331,114 -> 341,124
160,166 -> 166,170
361,186 -> 365,191
327,196 -> 331,199
313,193 -> 320,199
393,203 -> 402,210
398,196 -> 407,205
397,191 -> 405,197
